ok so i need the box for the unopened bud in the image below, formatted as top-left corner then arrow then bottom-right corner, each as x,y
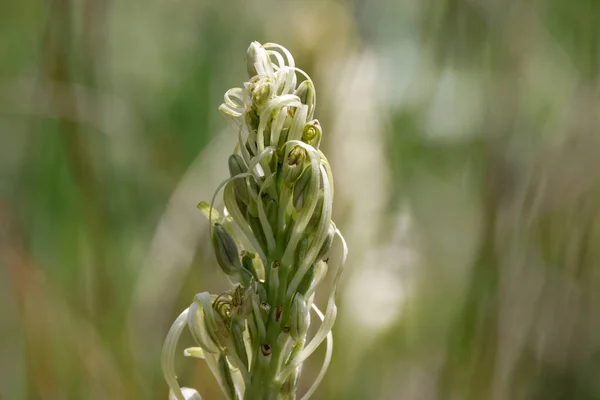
228,154 -> 250,205
246,41 -> 262,78
212,224 -> 242,276
283,146 -> 306,184
246,214 -> 267,254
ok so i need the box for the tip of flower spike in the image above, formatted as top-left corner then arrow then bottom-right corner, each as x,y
169,40 -> 346,400
246,41 -> 273,79
246,41 -> 261,69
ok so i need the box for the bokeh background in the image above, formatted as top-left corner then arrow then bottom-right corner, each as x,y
2,0 -> 600,399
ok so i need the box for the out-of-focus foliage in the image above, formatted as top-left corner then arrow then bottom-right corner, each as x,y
1,0 -> 599,399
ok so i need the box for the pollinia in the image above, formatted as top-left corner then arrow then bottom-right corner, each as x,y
162,42 -> 347,400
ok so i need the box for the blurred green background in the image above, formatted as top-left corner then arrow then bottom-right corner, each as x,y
2,0 -> 600,399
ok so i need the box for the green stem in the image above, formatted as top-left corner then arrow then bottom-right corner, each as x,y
245,329 -> 285,400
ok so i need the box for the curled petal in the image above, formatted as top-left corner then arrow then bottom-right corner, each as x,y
299,304 -> 333,400
286,163 -> 332,297
162,309 -> 190,400
278,225 -> 347,384
188,301 -> 220,354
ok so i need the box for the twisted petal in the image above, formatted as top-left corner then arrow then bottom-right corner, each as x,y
299,304 -> 333,400
286,163 -> 332,297
256,94 -> 301,153
188,300 -> 220,354
277,227 -> 347,384
276,296 -> 337,383
162,308 -> 190,400
281,141 -> 322,268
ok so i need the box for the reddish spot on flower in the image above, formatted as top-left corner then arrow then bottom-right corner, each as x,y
261,344 -> 271,356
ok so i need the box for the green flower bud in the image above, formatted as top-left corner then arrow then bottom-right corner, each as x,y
289,294 -> 309,341
228,154 -> 250,205
246,41 -> 262,78
212,224 -> 242,276
228,153 -> 247,174
283,146 -> 307,184
293,165 -> 311,209
246,214 -> 267,254
294,80 -> 315,118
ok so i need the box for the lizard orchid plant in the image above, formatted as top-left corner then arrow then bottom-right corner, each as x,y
162,41 -> 347,400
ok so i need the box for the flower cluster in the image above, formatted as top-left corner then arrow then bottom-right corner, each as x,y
162,42 -> 347,400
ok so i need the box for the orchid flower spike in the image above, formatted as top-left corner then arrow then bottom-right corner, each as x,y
162,41 -> 347,400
